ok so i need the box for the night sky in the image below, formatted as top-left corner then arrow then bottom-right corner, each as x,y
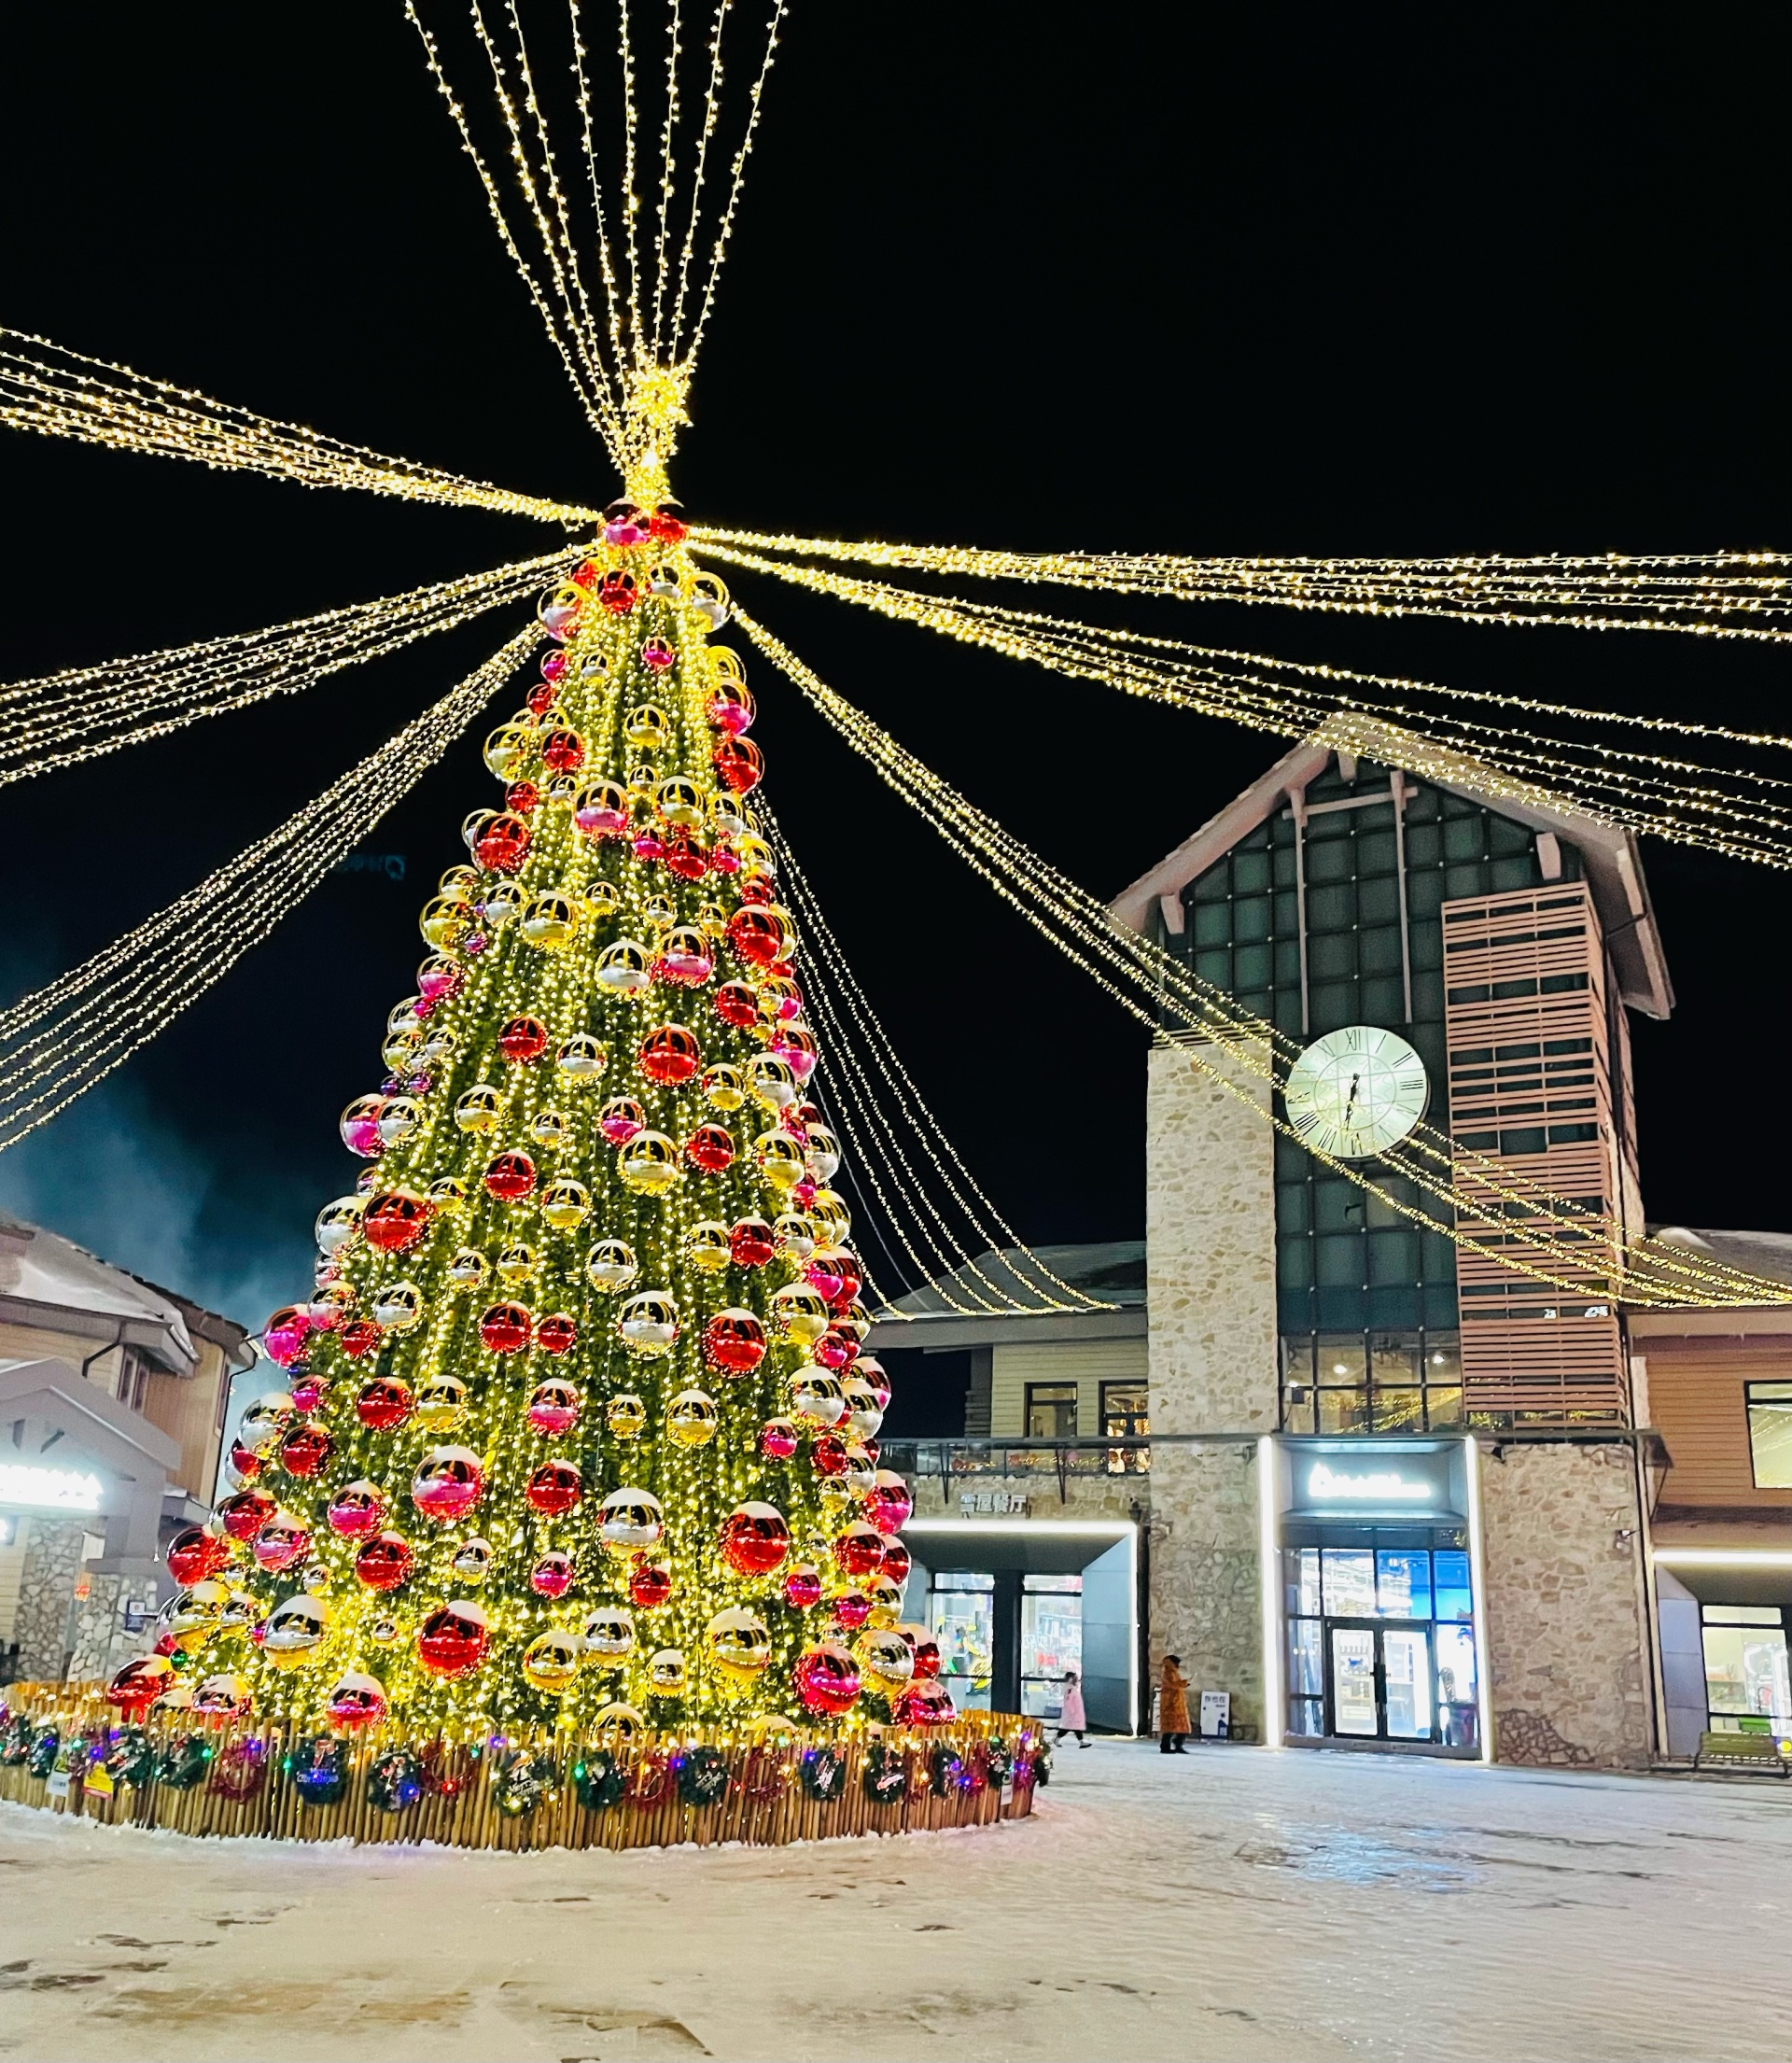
1,6 -> 1788,1381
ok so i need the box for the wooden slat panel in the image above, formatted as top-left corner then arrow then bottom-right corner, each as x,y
1443,884 -> 1628,1419
1645,1337 -> 1792,1506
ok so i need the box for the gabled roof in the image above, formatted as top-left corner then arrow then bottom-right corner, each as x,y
1106,734 -> 1674,1019
865,1242 -> 1147,1352
0,1214 -> 203,1375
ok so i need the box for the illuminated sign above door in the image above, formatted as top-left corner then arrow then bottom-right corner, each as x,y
0,1463 -> 104,1512
1306,1462 -> 1430,1503
1282,1441 -> 1464,1523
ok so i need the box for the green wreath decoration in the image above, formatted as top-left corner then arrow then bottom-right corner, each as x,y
289,1736 -> 349,1807
1025,1740 -> 1053,1788
799,1744 -> 847,1802
675,1743 -> 731,1809
572,1747 -> 625,1812
983,1735 -> 1014,1784
862,1741 -> 908,1805
105,1728 -> 159,1789
1,1714 -> 35,1767
26,1728 -> 59,1779
495,1747 -> 557,1817
366,1748 -> 425,1814
154,1733 -> 211,1790
928,1744 -> 965,1798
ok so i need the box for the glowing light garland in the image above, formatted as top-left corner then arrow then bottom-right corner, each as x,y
407,0 -> 785,487
733,604 -> 1792,1313
700,543 -> 1792,871
0,628 -> 538,1152
0,550 -> 568,787
0,329 -> 598,524
693,526 -> 1792,644
759,807 -> 1112,1318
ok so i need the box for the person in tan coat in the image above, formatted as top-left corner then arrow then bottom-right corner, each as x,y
1158,1654 -> 1192,1754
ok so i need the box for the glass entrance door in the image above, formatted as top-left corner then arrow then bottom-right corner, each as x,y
1330,1625 -> 1379,1735
1326,1621 -> 1435,1742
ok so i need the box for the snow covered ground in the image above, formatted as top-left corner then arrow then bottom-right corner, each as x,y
2,1739 -> 1790,2062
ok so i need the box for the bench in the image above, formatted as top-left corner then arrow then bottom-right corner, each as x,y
1694,1730 -> 1790,1775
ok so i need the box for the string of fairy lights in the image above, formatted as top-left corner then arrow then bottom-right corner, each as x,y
2,4 -> 1789,1329
0,627 -> 538,1153
404,0 -> 785,486
695,544 -> 1792,871
0,550 -> 567,787
757,806 -> 1113,1316
729,604 -> 1792,1312
692,526 -> 1792,643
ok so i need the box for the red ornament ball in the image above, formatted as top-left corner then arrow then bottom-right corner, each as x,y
355,1530 -> 413,1591
505,779 -> 540,816
597,569 -> 638,614
279,1423 -> 334,1477
712,735 -> 764,795
479,1301 -> 533,1354
217,1486 -> 275,1541
628,1556 -> 673,1608
686,1123 -> 735,1173
703,1307 -> 766,1374
535,1312 -> 579,1357
812,1325 -> 857,1373
760,1416 -> 799,1460
499,1015 -> 550,1063
526,1459 -> 583,1514
891,1680 -> 957,1727
362,1190 -> 432,1255
227,1438 -> 263,1483
527,1379 -> 581,1433
879,1538 -> 913,1588
833,1589 -> 872,1631
810,1435 -> 848,1478
725,905 -> 784,969
327,1481 -> 386,1537
252,1513 -> 311,1573
638,1023 -> 701,1085
783,1564 -> 823,1609
541,726 -> 586,772
339,1319 -> 384,1361
649,509 -> 688,543
106,1654 -> 175,1715
475,810 -> 532,873
357,1376 -> 414,1430
793,1642 -> 861,1717
713,980 -> 760,1030
417,1600 -> 490,1677
719,1501 -> 791,1577
167,1524 -> 231,1587
483,1150 -> 537,1201
729,1216 -> 777,1267
864,1470 -> 915,1534
411,1448 -> 485,1523
833,1523 -> 887,1578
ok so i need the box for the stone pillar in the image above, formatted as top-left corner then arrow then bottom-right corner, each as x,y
68,1571 -> 159,1684
1145,1040 -> 1279,1736
13,1517 -> 84,1682
1477,1439 -> 1654,1769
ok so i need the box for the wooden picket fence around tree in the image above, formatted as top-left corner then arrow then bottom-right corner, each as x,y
0,1681 -> 1040,1852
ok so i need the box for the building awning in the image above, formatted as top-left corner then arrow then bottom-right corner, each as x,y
0,1356 -> 178,1573
1652,1509 -> 1792,1606
903,1517 -> 1136,1576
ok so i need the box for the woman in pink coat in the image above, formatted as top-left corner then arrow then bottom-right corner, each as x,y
1057,1670 -> 1089,1747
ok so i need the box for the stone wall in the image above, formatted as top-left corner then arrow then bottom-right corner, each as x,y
12,1516 -> 83,1681
1147,1440 -> 1265,1737
1145,1039 -> 1278,1434
1478,1440 -> 1654,1770
1143,1040 -> 1278,1737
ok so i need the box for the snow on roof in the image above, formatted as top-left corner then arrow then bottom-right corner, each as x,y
0,1213 -> 201,1375
1649,1227 -> 1792,1289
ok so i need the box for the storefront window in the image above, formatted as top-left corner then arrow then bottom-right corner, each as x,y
1101,1382 -> 1149,1473
1025,1382 -> 1078,1438
1745,1384 -> 1792,1489
1284,1537 -> 1478,1752
1281,1331 -> 1464,1434
1701,1605 -> 1791,1733
928,1572 -> 993,1711
1020,1575 -> 1082,1719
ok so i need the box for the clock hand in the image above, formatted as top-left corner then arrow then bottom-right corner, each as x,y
1343,1071 -> 1361,1126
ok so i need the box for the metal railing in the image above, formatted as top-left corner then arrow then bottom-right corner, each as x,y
880,1435 -> 1155,1505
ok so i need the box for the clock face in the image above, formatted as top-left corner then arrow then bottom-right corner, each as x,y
1283,1026 -> 1429,1160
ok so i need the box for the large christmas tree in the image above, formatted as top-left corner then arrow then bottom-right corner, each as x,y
143,498 -> 931,1745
